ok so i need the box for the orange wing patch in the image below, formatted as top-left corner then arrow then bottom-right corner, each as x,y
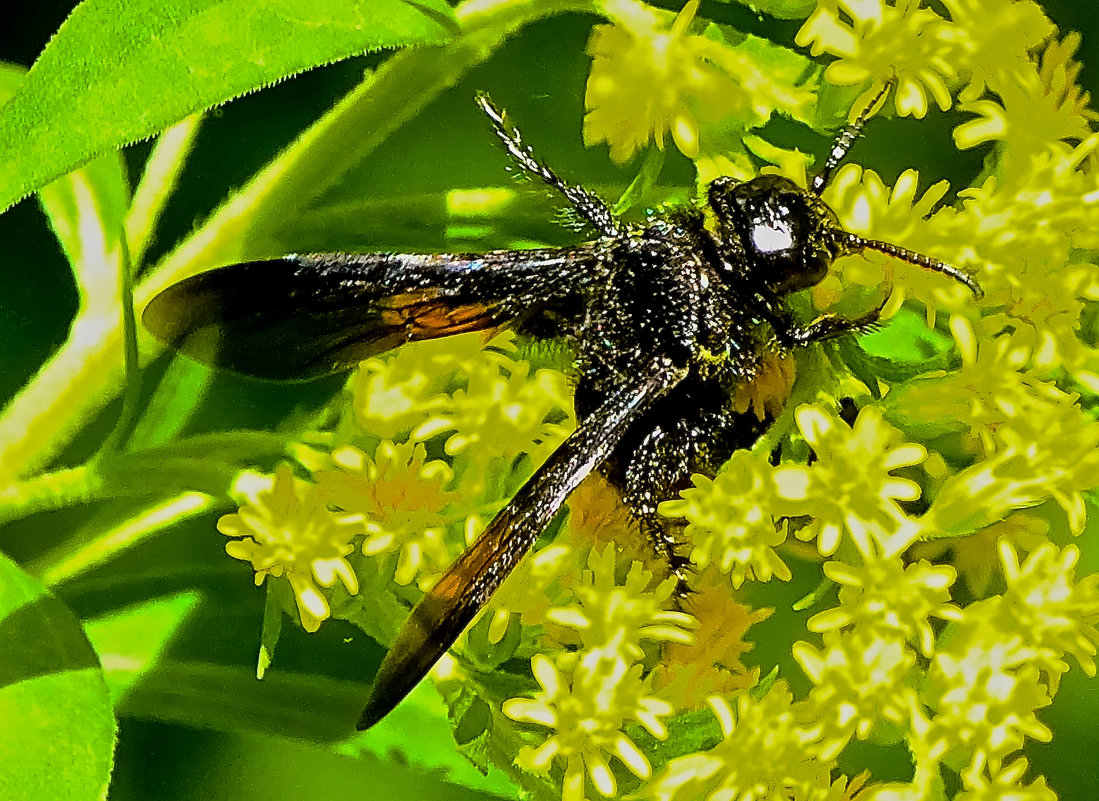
378,292 -> 501,339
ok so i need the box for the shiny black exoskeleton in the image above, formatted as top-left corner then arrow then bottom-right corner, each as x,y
144,86 -> 981,731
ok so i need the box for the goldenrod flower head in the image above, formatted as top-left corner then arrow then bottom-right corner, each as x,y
796,0 -> 956,117
584,0 -> 815,168
352,332 -> 486,439
811,555 -> 961,657
794,629 -> 918,758
926,632 -> 1053,762
503,651 -> 673,800
785,404 -> 926,557
911,513 -> 1050,598
218,465 -> 360,632
955,757 -> 1058,801
661,450 -> 792,588
941,0 -> 1056,104
819,165 -> 966,312
315,441 -> 456,587
584,0 -> 726,163
415,353 -> 573,469
488,543 -> 573,644
999,541 -> 1099,675
646,682 -> 830,801
888,316 -> 1069,456
545,544 -> 696,658
993,404 -> 1099,536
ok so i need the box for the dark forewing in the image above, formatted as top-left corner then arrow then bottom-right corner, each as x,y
357,356 -> 687,730
143,249 -> 595,380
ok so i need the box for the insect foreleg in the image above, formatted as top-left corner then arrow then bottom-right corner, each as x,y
765,288 -> 889,348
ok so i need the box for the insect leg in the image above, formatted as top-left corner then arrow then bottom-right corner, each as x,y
774,306 -> 885,346
357,356 -> 688,730
622,422 -> 696,587
764,285 -> 890,347
476,93 -> 625,239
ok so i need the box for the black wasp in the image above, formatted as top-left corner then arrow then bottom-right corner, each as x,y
144,83 -> 981,730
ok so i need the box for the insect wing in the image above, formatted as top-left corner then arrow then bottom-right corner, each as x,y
358,356 -> 687,730
143,249 -> 594,380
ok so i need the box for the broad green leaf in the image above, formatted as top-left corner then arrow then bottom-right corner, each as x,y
117,656 -> 366,738
0,0 -> 458,213
0,62 -> 24,102
0,551 -> 115,801
84,592 -> 202,703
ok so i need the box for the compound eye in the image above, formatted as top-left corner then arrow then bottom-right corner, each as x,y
750,218 -> 795,254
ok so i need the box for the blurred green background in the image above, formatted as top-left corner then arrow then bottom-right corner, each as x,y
1,2 -> 1097,799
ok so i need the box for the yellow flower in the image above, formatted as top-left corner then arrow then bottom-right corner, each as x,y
999,541 -> 1099,676
218,465 -> 361,633
585,0 -> 714,162
926,634 -> 1052,762
544,544 -> 696,658
503,651 -> 673,800
810,554 -> 961,657
795,629 -> 918,758
314,442 -> 456,587
660,450 -> 793,588
584,0 -> 811,164
785,404 -> 926,557
646,682 -> 831,800
796,0 -> 956,118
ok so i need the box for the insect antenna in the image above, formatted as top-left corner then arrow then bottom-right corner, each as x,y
835,230 -> 984,297
811,76 -> 897,195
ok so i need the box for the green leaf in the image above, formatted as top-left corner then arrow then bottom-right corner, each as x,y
0,62 -> 25,102
716,0 -> 818,20
0,551 -> 115,801
0,0 -> 458,213
116,657 -> 365,737
83,591 -> 202,703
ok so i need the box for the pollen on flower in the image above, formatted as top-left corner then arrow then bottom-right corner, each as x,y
503,651 -> 673,801
731,349 -> 796,422
314,441 -> 457,587
652,569 -> 771,707
218,465 -> 361,633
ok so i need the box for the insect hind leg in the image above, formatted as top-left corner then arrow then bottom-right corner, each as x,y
476,93 -> 624,239
620,421 -> 701,595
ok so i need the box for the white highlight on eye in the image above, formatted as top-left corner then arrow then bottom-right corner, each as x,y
751,220 -> 793,253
